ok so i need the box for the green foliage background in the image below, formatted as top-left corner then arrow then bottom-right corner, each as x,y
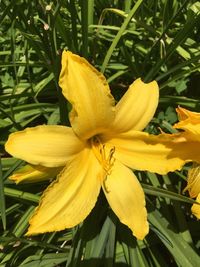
0,0 -> 200,266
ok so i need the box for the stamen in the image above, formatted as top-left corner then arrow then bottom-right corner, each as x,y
91,136 -> 115,193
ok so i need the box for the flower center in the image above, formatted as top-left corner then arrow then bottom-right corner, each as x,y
91,136 -> 115,192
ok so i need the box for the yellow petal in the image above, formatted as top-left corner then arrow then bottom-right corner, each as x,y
26,148 -> 102,235
176,106 -> 200,121
174,107 -> 200,141
103,160 -> 148,240
5,125 -> 85,167
59,51 -> 115,140
102,131 -> 200,175
191,193 -> 200,219
184,163 -> 200,198
9,164 -> 62,184
111,78 -> 159,133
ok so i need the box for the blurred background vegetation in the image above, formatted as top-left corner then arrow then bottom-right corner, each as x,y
0,0 -> 200,266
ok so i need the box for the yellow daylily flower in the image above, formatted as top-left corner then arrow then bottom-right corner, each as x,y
9,164 -> 62,184
5,51 -> 200,240
175,107 -> 200,219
